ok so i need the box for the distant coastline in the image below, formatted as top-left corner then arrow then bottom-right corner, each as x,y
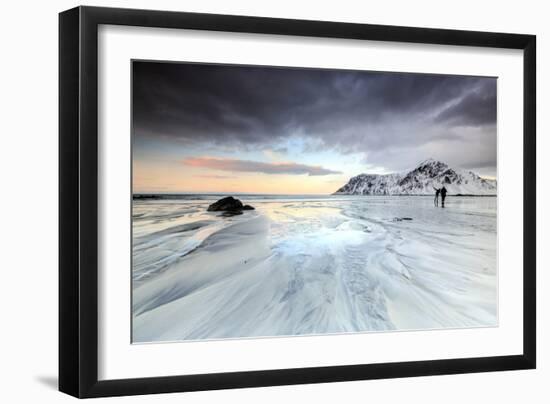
334,159 -> 497,196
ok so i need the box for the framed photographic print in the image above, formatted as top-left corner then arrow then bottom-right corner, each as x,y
59,6 -> 536,398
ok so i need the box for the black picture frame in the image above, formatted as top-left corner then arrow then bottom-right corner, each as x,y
59,5 -> 536,398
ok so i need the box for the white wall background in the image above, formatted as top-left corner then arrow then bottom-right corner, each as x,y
0,0 -> 546,402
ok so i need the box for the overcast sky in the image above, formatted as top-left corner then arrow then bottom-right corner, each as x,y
132,61 -> 496,194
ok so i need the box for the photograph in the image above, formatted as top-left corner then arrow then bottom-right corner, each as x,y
131,60 -> 498,343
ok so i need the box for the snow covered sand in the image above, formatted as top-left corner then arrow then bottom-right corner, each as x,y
132,195 -> 497,343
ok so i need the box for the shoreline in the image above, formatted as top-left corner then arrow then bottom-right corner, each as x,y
132,195 -> 497,342
133,193 -> 497,200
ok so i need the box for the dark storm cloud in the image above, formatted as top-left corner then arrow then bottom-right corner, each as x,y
133,61 -> 497,172
434,80 -> 497,127
183,157 -> 341,176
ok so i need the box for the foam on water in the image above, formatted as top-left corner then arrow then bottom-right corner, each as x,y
132,195 -> 497,342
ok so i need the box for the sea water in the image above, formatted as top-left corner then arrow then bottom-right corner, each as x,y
131,195 -> 497,342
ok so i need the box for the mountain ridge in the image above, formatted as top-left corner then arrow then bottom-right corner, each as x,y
334,158 -> 497,196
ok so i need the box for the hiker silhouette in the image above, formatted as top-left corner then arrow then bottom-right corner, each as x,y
433,187 -> 440,207
440,186 -> 447,207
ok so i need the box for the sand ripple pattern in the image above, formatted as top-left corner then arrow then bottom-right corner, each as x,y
132,196 -> 497,342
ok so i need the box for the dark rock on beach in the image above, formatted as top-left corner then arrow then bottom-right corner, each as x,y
207,196 -> 255,214
207,196 -> 242,212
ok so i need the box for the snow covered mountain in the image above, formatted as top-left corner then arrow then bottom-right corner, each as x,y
334,158 -> 497,195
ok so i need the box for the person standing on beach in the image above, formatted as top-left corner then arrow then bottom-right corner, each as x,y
433,187 -> 440,207
440,186 -> 448,207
